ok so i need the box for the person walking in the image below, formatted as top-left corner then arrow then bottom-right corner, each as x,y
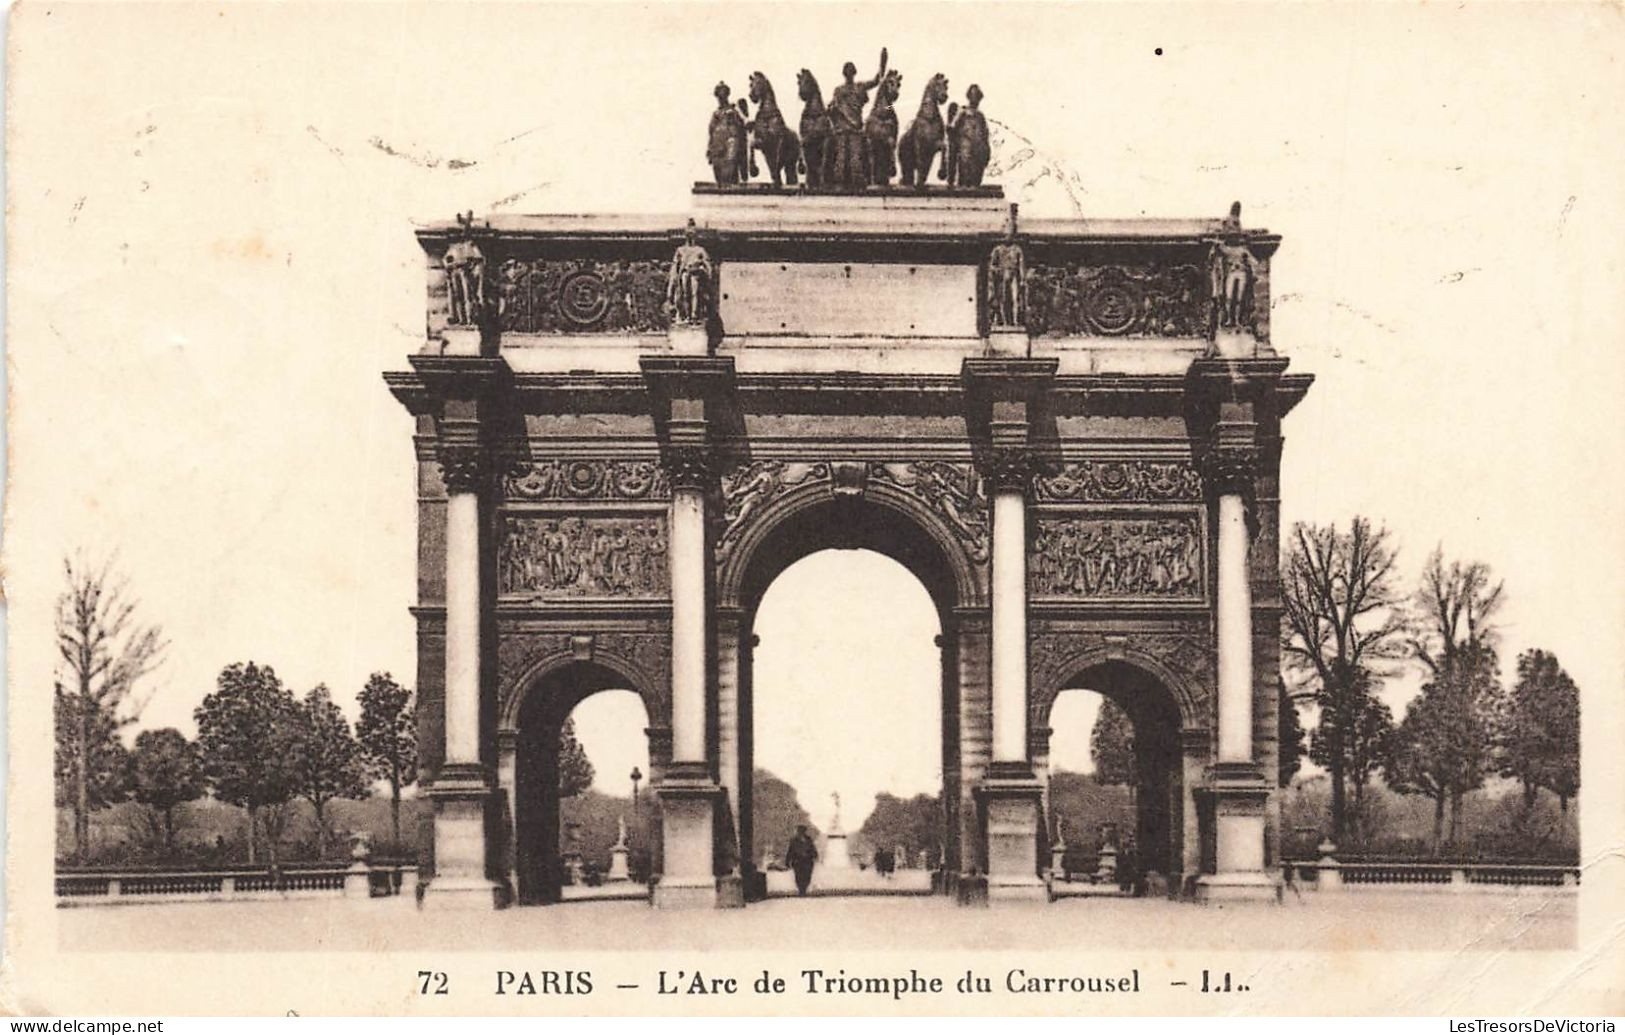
786,825 -> 819,896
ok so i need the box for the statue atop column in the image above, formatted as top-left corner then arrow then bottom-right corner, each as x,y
946,84 -> 991,187
443,211 -> 488,326
988,204 -> 1026,327
666,218 -> 713,324
706,82 -> 749,186
1206,202 -> 1258,339
828,47 -> 888,188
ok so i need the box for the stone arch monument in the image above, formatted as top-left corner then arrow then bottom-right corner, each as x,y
386,180 -> 1313,909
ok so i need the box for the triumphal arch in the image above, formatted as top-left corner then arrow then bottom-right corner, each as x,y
388,149 -> 1312,909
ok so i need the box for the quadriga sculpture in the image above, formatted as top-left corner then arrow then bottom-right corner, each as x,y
898,72 -> 951,187
863,69 -> 904,185
746,71 -> 801,187
795,69 -> 834,188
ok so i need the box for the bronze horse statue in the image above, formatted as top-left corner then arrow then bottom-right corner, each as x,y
863,69 -> 903,185
747,71 -> 801,187
898,73 -> 950,187
795,69 -> 834,188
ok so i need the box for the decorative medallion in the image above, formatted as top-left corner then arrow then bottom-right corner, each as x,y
557,270 -> 612,327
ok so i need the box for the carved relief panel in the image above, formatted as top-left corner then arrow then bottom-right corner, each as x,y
498,515 -> 668,599
503,459 -> 670,502
1025,263 -> 1207,338
1029,514 -> 1204,600
496,259 -> 672,334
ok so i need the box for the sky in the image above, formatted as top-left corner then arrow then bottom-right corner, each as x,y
7,5 -> 1622,823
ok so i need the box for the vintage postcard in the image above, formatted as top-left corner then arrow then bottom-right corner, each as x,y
3,1 -> 1622,1018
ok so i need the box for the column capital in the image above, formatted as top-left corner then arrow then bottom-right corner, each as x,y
1200,446 -> 1258,499
438,439 -> 488,495
981,448 -> 1045,494
662,445 -> 713,491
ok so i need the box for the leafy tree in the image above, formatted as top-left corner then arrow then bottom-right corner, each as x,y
194,662 -> 302,866
292,684 -> 369,849
856,792 -> 942,868
1090,699 -> 1136,797
557,716 -> 595,798
1280,519 -> 1409,843
1503,649 -> 1579,814
1386,644 -> 1502,847
750,768 -> 817,868
54,689 -> 131,857
356,672 -> 417,850
129,728 -> 206,854
1309,668 -> 1394,843
1278,685 -> 1306,787
55,555 -> 167,863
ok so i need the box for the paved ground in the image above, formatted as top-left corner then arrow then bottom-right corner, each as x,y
58,889 -> 1575,953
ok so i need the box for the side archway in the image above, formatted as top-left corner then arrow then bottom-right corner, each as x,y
502,657 -> 658,905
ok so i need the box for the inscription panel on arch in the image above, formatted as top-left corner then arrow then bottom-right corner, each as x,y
1029,510 -> 1206,602
498,515 -> 669,599
719,262 -> 978,338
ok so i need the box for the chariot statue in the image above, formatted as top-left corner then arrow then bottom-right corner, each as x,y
706,82 -> 749,186
946,84 -> 991,187
828,48 -> 888,188
898,72 -> 951,187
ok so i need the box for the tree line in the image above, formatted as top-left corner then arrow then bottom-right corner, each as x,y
1083,520 -> 1579,855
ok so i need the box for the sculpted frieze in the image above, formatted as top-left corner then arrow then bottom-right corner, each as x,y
715,459 -> 990,567
1026,263 -> 1206,338
1034,459 -> 1203,503
504,459 -> 670,502
1029,514 -> 1203,599
496,259 -> 671,334
498,516 -> 668,598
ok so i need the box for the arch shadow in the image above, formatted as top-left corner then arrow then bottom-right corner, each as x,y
508,660 -> 652,905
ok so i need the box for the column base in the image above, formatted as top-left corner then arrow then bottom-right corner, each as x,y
420,763 -> 506,911
976,764 -> 1047,905
651,878 -> 721,910
653,766 -> 726,909
1195,872 -> 1281,904
419,874 -> 509,910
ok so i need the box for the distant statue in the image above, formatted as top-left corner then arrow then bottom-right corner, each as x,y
796,69 -> 835,188
443,211 -> 487,326
988,206 -> 1026,327
666,219 -> 713,324
946,84 -> 991,187
898,73 -> 951,187
745,72 -> 800,187
829,791 -> 843,834
828,48 -> 889,188
863,69 -> 904,185
706,82 -> 749,186
614,815 -> 629,848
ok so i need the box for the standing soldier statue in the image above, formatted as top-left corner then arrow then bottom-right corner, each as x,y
828,47 -> 888,188
666,218 -> 713,324
706,82 -> 749,186
987,205 -> 1026,327
443,211 -> 487,326
1206,202 -> 1257,341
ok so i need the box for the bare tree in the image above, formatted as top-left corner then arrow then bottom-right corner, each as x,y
55,554 -> 168,863
1280,519 -> 1409,843
1411,547 -> 1504,673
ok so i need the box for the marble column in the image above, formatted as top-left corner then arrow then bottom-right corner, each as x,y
1197,448 -> 1276,902
977,455 -> 1047,901
421,441 -> 503,909
653,449 -> 725,908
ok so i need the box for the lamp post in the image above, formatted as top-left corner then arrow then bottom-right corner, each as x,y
630,766 -> 642,812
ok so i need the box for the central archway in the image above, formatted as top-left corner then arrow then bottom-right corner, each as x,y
718,482 -> 989,896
